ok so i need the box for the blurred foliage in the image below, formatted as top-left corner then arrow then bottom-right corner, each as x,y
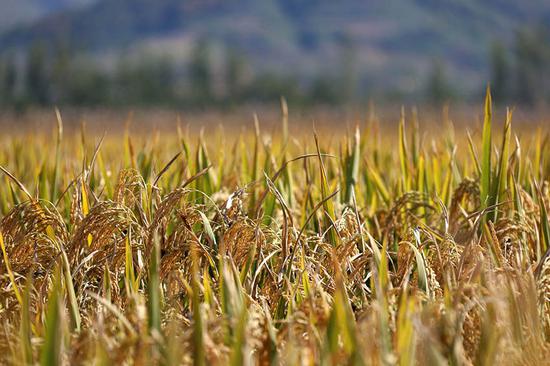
0,24 -> 549,109
490,25 -> 550,105
0,40 -> 355,109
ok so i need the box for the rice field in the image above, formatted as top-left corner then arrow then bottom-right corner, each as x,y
0,92 -> 549,365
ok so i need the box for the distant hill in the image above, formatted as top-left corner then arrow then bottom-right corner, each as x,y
1,0 -> 549,95
0,0 -> 96,33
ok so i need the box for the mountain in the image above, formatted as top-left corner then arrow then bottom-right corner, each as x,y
0,0 -> 96,33
1,0 -> 549,95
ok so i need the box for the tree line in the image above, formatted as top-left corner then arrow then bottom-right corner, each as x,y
424,25 -> 550,107
0,40 -> 357,110
0,25 -> 549,109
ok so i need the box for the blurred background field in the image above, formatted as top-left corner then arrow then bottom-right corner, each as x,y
0,104 -> 548,138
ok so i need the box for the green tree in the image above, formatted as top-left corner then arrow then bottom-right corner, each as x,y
188,40 -> 213,104
0,54 -> 17,105
132,57 -> 175,105
425,59 -> 453,105
50,43 -> 72,104
490,41 -> 510,103
25,43 -> 50,105
336,33 -> 358,101
225,48 -> 246,104
513,27 -> 550,104
309,76 -> 341,105
66,62 -> 110,106
111,55 -> 176,106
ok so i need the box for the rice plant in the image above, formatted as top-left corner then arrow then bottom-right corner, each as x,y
0,93 -> 549,365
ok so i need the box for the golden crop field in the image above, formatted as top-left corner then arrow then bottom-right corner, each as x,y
0,92 -> 549,365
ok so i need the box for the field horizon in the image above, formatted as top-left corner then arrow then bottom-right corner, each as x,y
1,100 -> 549,135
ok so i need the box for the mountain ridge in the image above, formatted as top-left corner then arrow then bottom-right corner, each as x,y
1,0 -> 549,94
